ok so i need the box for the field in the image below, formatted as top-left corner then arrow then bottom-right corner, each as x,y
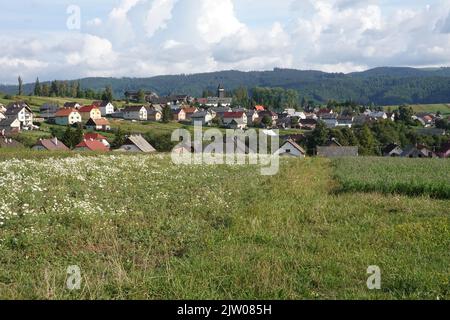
334,157 -> 450,199
0,153 -> 448,300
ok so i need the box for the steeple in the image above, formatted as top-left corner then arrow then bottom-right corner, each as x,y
217,84 -> 225,98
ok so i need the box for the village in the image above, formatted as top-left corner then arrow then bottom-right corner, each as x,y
0,84 -> 449,158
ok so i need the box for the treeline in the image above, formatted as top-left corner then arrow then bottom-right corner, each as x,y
305,117 -> 448,156
31,78 -> 114,101
228,86 -> 299,111
5,67 -> 450,106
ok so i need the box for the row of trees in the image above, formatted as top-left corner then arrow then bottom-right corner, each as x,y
15,76 -> 115,102
306,119 -> 447,156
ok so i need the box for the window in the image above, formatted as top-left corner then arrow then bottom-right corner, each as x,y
286,149 -> 291,153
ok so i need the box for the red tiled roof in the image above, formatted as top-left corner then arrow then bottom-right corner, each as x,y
183,107 -> 198,114
84,133 -> 107,141
223,112 -> 245,119
255,105 -> 265,111
55,108 -> 79,117
76,139 -> 109,152
79,105 -> 100,113
88,117 -> 110,126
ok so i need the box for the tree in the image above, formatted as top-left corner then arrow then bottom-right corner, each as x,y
262,115 -> 273,128
33,77 -> 42,96
397,104 -> 414,125
50,80 -> 59,97
102,85 -> 114,102
61,126 -> 83,149
308,121 -> 329,152
162,105 -> 172,123
18,76 -> 23,96
76,81 -> 83,98
137,89 -> 146,103
112,128 -> 127,149
357,124 -> 378,156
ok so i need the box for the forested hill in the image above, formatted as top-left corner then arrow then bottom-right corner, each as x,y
2,67 -> 450,105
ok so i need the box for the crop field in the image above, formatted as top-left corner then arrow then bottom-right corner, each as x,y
0,154 -> 449,300
333,157 -> 450,199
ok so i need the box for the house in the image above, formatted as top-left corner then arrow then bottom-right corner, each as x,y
274,139 -> 306,158
64,102 -> 82,109
0,118 -> 21,133
254,105 -> 265,111
116,135 -> 156,153
32,137 -> 70,151
183,107 -> 199,120
246,110 -> 259,126
208,136 -> 256,155
172,109 -> 186,122
146,109 -> 162,122
317,108 -> 334,117
40,103 -> 60,120
0,111 -> 5,121
78,105 -> 102,121
123,105 -> 148,121
124,91 -> 159,103
401,145 -> 437,158
299,119 -> 318,130
54,108 -> 82,126
0,104 -> 6,114
74,139 -> 110,152
85,118 -> 111,131
83,133 -> 110,148
437,142 -> 450,158
223,112 -> 248,129
5,102 -> 34,128
0,137 -> 23,149
369,111 -> 388,120
337,115 -> 354,128
93,101 -> 115,116
227,119 -> 247,130
320,114 -> 338,128
382,143 -> 403,157
258,111 -> 278,126
191,111 -> 214,126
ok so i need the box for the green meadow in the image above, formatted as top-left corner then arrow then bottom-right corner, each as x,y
0,154 -> 448,300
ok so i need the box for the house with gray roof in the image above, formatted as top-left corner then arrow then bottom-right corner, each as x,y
115,135 -> 156,153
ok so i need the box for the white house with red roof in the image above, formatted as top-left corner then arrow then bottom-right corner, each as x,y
83,133 -> 110,148
222,112 -> 248,129
54,108 -> 82,126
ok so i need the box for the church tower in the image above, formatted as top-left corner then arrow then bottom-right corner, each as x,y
217,84 -> 225,98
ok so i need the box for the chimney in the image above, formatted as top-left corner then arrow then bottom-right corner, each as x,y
53,137 -> 58,145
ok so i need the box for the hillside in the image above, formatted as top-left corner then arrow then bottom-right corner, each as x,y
3,67 -> 450,106
0,154 -> 449,299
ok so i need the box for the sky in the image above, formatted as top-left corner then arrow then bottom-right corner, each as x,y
1,0 -> 450,84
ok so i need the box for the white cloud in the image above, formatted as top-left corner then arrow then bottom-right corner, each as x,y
145,0 -> 176,37
2,0 -> 450,83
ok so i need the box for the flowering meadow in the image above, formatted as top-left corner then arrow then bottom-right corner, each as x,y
0,154 -> 449,299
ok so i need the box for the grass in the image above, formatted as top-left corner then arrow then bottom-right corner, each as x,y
0,154 -> 448,300
333,157 -> 450,199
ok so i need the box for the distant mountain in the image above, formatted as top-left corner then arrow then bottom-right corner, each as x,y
2,67 -> 450,105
